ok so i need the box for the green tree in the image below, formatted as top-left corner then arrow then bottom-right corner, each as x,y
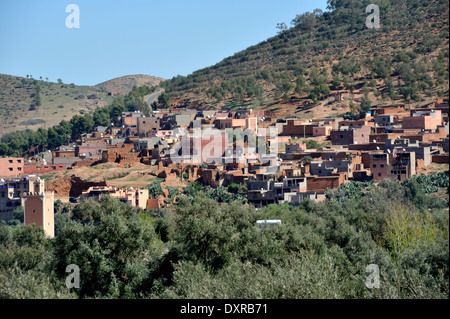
383,204 -> 441,260
70,114 -> 94,140
276,22 -> 288,34
291,11 -> 317,30
332,74 -> 341,87
295,75 -> 307,94
0,143 -> 10,156
372,57 -> 392,79
93,108 -> 110,127
35,93 -> 41,107
148,180 -> 164,199
158,93 -> 171,108
360,96 -> 372,116
303,140 -> 321,149
53,197 -> 160,298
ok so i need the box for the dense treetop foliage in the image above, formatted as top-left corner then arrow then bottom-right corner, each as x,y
0,171 -> 448,299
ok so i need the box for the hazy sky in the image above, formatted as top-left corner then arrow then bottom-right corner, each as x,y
0,0 -> 328,86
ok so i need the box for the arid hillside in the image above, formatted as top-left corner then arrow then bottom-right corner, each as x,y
159,0 -> 449,119
0,74 -> 165,137
0,74 -> 114,136
93,74 -> 164,96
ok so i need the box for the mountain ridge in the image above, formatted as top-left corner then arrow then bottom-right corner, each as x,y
0,73 -> 163,136
93,74 -> 164,96
159,0 -> 449,119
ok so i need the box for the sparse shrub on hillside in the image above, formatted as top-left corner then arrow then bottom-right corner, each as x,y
371,57 -> 392,79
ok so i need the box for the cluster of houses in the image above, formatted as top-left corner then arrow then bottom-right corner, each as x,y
0,98 -> 448,236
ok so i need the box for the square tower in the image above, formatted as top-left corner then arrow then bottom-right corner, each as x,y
22,191 -> 54,238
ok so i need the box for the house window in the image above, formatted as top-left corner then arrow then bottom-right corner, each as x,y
17,159 -> 21,163
380,164 -> 384,168
8,160 -> 13,163
8,167 -> 13,171
378,173 -> 381,177
373,164 -> 377,168
18,167 -> 22,171
340,135 -> 344,139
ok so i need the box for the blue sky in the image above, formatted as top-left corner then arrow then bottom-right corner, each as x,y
0,0 -> 328,86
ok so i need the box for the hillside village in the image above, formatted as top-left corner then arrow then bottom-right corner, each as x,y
1,97 -> 448,237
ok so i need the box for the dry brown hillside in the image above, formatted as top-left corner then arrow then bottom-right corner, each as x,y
93,74 -> 164,96
0,74 -> 114,136
0,74 -> 165,137
160,0 -> 449,119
